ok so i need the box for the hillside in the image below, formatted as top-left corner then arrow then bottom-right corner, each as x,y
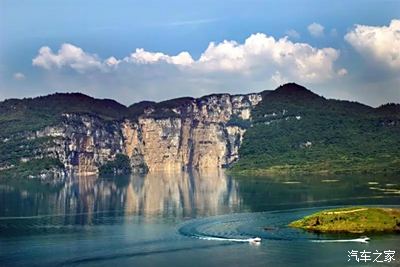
0,93 -> 128,138
230,83 -> 400,174
0,91 -> 261,178
0,83 -> 399,179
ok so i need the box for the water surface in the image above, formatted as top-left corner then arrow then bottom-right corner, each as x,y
0,171 -> 399,266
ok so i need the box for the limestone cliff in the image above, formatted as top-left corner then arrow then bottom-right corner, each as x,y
122,93 -> 261,172
3,83 -> 398,179
16,93 -> 261,177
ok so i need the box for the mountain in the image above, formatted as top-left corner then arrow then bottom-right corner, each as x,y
0,93 -> 127,138
0,90 -> 262,178
0,83 -> 399,179
232,83 -> 400,174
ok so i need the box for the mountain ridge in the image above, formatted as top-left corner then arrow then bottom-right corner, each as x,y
0,83 -> 399,179
1,82 -> 397,114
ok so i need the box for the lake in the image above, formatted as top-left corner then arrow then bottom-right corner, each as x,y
0,171 -> 399,266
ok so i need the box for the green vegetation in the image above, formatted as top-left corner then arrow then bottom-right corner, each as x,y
289,207 -> 400,233
0,93 -> 138,179
0,157 -> 64,179
0,136 -> 55,165
0,92 -> 189,179
99,154 -> 132,176
1,84 -> 399,178
0,93 -> 129,138
231,83 -> 400,174
0,134 -> 65,179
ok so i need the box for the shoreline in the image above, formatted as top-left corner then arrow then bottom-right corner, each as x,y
289,207 -> 400,233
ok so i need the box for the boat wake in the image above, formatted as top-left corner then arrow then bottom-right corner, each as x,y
311,237 -> 370,243
194,235 -> 262,244
178,210 -> 376,246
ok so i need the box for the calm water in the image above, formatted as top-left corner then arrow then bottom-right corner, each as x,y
0,171 -> 399,266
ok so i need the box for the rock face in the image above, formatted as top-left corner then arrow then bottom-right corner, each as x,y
33,113 -> 125,176
15,93 -> 262,176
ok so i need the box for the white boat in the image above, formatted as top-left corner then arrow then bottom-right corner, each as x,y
249,237 -> 262,244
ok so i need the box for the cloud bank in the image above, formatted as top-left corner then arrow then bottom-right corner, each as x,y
345,19 -> 400,70
32,44 -> 105,73
29,23 -> 399,106
33,33 -> 344,85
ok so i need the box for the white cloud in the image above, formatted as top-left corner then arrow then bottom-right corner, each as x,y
193,33 -> 340,82
105,56 -> 120,67
13,72 -> 25,80
32,33 -> 344,91
32,44 -> 103,73
337,68 -> 348,76
271,71 -> 288,85
308,23 -> 324,37
285,29 -> 300,39
126,48 -> 194,66
126,33 -> 340,82
345,19 -> 400,70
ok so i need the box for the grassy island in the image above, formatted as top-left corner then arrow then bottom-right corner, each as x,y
289,207 -> 400,233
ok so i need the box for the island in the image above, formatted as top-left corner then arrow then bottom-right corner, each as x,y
289,207 -> 400,233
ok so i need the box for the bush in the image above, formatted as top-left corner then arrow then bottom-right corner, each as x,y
99,154 -> 132,176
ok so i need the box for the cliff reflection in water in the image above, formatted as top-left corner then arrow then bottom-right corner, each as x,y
124,170 -> 240,217
0,170 -> 240,222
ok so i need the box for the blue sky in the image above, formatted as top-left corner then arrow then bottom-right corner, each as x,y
0,0 -> 399,106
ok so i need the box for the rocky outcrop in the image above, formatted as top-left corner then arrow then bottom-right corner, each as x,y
122,93 -> 262,173
13,93 -> 262,176
30,113 -> 124,177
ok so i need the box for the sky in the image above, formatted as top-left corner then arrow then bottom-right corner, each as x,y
0,0 -> 399,107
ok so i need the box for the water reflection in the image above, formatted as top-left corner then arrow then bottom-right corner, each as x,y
235,174 -> 400,212
124,170 -> 240,217
1,172 -> 399,227
1,173 -> 399,267
0,170 -> 240,222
